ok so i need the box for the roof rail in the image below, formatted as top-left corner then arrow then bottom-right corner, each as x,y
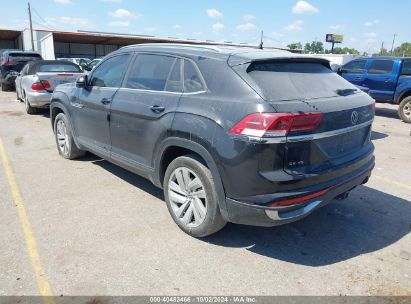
120,43 -> 223,52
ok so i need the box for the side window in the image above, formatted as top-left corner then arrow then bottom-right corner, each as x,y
125,54 -> 175,91
183,60 -> 205,93
165,58 -> 182,92
401,60 -> 411,75
90,54 -> 130,88
343,60 -> 367,73
368,60 -> 394,74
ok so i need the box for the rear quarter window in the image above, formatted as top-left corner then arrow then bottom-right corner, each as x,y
401,60 -> 411,75
247,61 -> 356,101
367,60 -> 394,74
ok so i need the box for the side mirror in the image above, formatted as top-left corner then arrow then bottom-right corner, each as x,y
76,75 -> 88,88
337,67 -> 343,75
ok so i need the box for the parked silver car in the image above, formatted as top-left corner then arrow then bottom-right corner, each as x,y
15,60 -> 84,114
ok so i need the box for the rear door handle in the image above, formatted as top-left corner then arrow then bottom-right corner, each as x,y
150,105 -> 165,113
354,77 -> 362,81
101,98 -> 112,105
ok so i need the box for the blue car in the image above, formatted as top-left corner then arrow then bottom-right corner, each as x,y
339,57 -> 411,123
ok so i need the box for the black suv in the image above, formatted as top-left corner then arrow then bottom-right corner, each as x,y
50,44 -> 375,237
0,49 -> 42,91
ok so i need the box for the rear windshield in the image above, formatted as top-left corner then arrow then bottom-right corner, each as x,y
247,61 -> 356,101
9,53 -> 42,62
39,64 -> 82,73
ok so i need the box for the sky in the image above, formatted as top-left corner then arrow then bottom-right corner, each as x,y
1,0 -> 410,53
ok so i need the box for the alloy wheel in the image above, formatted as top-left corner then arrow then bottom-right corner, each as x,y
403,100 -> 411,118
56,119 -> 70,155
168,167 -> 207,228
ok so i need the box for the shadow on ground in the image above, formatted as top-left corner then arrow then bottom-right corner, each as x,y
371,131 -> 388,140
88,156 -> 164,200
375,106 -> 399,120
81,155 -> 410,267
205,186 -> 411,266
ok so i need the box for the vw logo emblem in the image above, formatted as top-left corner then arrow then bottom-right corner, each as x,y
351,111 -> 359,125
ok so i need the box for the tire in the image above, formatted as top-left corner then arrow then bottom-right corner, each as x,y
398,97 -> 411,123
16,88 -> 22,102
1,83 -> 8,91
23,92 -> 38,115
53,113 -> 86,159
164,155 -> 227,238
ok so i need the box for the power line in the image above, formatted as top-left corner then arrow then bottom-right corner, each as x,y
31,5 -> 57,31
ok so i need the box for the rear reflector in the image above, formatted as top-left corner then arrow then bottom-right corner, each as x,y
270,188 -> 330,207
230,112 -> 323,138
269,168 -> 370,207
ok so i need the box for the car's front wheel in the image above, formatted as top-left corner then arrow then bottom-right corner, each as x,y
54,113 -> 85,159
398,96 -> 411,123
164,155 -> 227,238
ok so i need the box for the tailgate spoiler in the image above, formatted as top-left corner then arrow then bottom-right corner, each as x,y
228,52 -> 330,68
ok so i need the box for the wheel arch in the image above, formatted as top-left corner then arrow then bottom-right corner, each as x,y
154,138 -> 229,221
398,90 -> 411,104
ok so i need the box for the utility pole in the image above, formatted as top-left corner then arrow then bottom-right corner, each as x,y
28,2 -> 34,51
380,41 -> 384,55
390,33 -> 396,55
258,30 -> 263,49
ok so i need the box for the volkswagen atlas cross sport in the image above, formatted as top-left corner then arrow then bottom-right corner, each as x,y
49,44 -> 375,237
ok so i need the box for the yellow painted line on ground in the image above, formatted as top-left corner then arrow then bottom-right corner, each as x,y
373,174 -> 411,191
0,137 -> 54,304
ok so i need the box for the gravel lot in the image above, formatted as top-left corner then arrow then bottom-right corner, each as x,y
0,90 -> 410,296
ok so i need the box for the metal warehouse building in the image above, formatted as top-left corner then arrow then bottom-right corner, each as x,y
0,28 -> 281,59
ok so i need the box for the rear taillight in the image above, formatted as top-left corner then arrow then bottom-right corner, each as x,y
229,112 -> 323,138
2,61 -> 17,67
31,80 -> 51,91
41,80 -> 51,89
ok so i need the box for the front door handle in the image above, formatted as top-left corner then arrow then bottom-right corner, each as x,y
101,98 -> 112,105
150,105 -> 165,113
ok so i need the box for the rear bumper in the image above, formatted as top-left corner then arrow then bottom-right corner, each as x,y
26,91 -> 52,108
224,161 -> 374,227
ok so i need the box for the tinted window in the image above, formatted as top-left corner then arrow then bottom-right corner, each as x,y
183,60 -> 204,93
39,64 -> 82,72
9,53 -> 42,62
90,54 -> 130,88
401,60 -> 411,75
368,60 -> 394,74
165,58 -> 182,92
342,60 -> 367,73
248,62 -> 356,101
126,54 -> 175,91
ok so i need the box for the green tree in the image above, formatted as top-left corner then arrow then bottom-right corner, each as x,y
331,47 -> 360,55
287,42 -> 302,50
394,43 -> 411,56
304,41 -> 324,54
